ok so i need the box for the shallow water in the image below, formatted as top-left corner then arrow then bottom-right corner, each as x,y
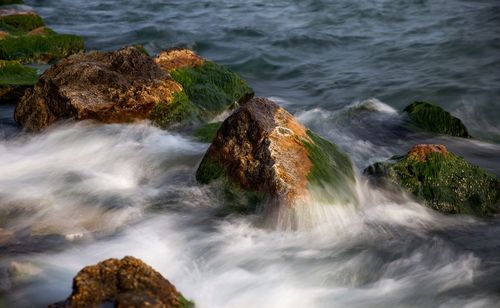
1,0 -> 500,307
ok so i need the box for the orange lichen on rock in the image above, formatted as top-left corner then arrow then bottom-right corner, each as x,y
0,31 -> 8,39
154,48 -> 205,72
407,144 -> 449,162
199,97 -> 313,206
15,47 -> 185,131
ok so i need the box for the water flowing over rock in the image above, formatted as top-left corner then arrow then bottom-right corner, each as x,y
14,47 -> 253,131
403,101 -> 470,138
196,97 -> 357,213
365,144 -> 500,217
50,256 -> 193,308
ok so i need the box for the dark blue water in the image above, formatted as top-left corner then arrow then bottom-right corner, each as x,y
1,1 -> 500,307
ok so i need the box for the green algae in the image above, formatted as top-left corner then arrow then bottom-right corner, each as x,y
196,157 -> 224,184
170,61 -> 253,116
0,59 -> 37,85
302,130 -> 357,204
403,101 -> 470,138
132,44 -> 149,57
366,152 -> 500,217
149,91 -> 201,128
0,33 -> 84,63
178,294 -> 195,308
193,122 -> 221,143
0,13 -> 44,33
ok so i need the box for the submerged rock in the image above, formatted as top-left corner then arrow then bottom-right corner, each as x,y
365,144 -> 500,217
196,97 -> 357,212
403,101 -> 470,138
50,256 -> 193,308
15,47 -> 252,131
0,59 -> 37,103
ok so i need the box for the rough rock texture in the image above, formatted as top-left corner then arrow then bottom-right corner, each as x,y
155,48 -> 204,72
403,101 -> 470,138
196,97 -> 357,211
15,47 -> 188,130
50,256 -> 193,308
15,47 -> 253,131
365,144 -> 500,217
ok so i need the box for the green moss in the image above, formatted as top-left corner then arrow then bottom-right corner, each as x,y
170,61 -> 253,117
366,152 -> 500,217
403,101 -> 470,138
132,44 -> 149,57
195,157 -> 224,184
178,294 -> 195,308
0,59 -> 37,85
0,14 -> 44,33
193,122 -> 221,143
301,130 -> 357,204
0,33 -> 84,63
149,91 -> 201,128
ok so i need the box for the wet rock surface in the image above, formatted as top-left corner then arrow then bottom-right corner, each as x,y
50,256 -> 193,308
196,97 -> 357,212
365,144 -> 500,216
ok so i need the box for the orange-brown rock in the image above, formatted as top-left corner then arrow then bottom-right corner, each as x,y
196,97 -> 357,210
154,48 -> 204,72
50,256 -> 193,308
0,31 -> 8,39
407,144 -> 449,162
14,47 -> 184,131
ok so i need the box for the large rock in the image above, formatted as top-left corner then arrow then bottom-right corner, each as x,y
196,97 -> 357,212
50,256 -> 193,308
15,47 -> 253,131
365,144 -> 500,217
403,101 -> 470,138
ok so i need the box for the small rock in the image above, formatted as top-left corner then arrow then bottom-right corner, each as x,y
50,256 -> 193,308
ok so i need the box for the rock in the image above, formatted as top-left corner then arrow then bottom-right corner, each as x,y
15,47 -> 190,130
156,48 -> 254,119
365,144 -> 500,217
50,256 -> 193,308
15,47 -> 253,131
403,101 -> 470,138
196,97 -> 357,212
0,11 -> 83,63
0,59 -> 37,103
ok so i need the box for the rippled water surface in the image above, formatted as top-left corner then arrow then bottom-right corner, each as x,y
1,0 -> 500,307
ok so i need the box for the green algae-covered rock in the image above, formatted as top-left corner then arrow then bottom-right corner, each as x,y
0,59 -> 37,102
50,256 -> 194,308
0,12 -> 84,64
365,144 -> 500,217
155,48 -> 254,121
196,97 -> 357,214
403,101 -> 470,138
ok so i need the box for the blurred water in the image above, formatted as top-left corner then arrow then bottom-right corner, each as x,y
1,0 -> 500,307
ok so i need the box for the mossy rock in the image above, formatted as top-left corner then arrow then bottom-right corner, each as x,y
0,32 -> 84,63
170,61 -> 254,117
0,13 -> 44,33
193,122 -> 221,143
196,97 -> 357,214
365,144 -> 500,217
403,101 -> 470,138
0,59 -> 37,102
